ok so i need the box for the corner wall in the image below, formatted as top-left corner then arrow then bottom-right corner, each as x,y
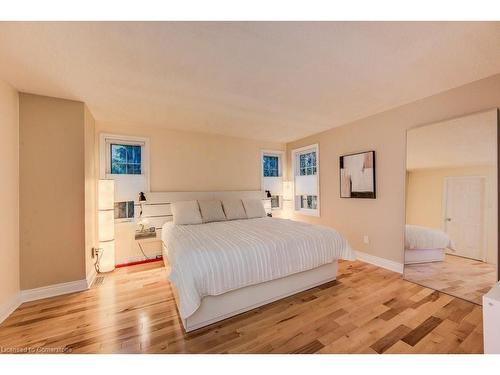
84,105 -> 97,284
19,93 -> 87,290
286,73 -> 500,264
0,79 -> 20,322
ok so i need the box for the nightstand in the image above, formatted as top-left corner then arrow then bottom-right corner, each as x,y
134,230 -> 163,262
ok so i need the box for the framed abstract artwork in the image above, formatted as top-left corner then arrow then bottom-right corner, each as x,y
340,150 -> 376,198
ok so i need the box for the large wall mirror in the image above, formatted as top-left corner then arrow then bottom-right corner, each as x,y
404,109 -> 499,305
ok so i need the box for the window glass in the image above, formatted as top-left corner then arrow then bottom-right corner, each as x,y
300,195 -> 318,210
299,151 -> 317,176
111,144 -> 142,175
271,195 -> 280,209
114,201 -> 135,219
263,155 -> 279,177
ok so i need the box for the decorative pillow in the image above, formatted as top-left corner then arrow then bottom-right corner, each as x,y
198,200 -> 227,223
222,199 -> 247,220
241,198 -> 267,219
171,200 -> 202,225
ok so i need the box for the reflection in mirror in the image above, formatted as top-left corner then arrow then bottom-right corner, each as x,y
404,109 -> 498,305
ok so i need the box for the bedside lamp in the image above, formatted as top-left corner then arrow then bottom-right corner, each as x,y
139,191 -> 147,218
98,179 -> 115,273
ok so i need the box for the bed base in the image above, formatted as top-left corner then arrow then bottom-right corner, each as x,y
404,248 -> 445,264
167,260 -> 338,332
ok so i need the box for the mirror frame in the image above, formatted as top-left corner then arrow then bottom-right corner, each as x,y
403,108 -> 500,287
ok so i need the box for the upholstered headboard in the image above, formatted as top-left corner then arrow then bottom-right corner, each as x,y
134,190 -> 270,230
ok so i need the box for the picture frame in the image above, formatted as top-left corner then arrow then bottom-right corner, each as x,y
339,150 -> 376,199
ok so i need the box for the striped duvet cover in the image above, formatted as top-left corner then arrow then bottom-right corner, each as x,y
162,217 -> 355,319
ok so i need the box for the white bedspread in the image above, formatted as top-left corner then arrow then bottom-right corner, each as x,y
405,225 -> 453,250
162,217 -> 354,319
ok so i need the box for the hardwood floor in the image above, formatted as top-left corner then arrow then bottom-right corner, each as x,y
0,260 -> 483,354
404,254 -> 497,305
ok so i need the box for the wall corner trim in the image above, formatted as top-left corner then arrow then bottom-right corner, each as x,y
0,293 -> 21,325
86,268 -> 97,289
20,279 -> 89,303
355,250 -> 404,274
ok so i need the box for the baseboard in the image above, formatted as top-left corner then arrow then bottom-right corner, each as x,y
20,279 -> 89,303
355,250 -> 404,274
0,293 -> 21,324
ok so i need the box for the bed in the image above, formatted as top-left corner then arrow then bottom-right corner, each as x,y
404,224 -> 454,264
160,210 -> 354,332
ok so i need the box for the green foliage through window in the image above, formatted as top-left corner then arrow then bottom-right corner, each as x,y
299,152 -> 316,176
111,144 -> 142,174
263,155 -> 279,177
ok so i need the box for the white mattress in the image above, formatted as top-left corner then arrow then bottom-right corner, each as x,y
405,225 -> 453,250
162,217 -> 355,319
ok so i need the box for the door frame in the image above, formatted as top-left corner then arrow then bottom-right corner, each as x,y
442,175 -> 487,262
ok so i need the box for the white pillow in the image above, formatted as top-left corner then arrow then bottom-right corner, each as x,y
198,200 -> 227,223
171,200 -> 202,225
222,199 -> 247,220
242,198 -> 267,219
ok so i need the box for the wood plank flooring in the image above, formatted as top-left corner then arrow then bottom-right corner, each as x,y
404,254 -> 496,305
0,260 -> 483,354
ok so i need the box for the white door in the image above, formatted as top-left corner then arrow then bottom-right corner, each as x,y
443,176 -> 485,261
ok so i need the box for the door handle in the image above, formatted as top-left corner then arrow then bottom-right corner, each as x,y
445,218 -> 452,222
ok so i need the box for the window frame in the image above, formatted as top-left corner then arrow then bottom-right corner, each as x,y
100,134 -> 150,185
291,144 -> 320,217
260,150 -> 285,211
99,133 -> 150,223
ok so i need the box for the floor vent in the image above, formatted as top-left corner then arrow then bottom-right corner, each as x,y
92,275 -> 105,288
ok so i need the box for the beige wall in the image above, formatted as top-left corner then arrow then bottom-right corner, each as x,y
84,105 -> 97,282
406,166 -> 497,265
20,93 -> 87,289
286,73 -> 500,264
0,80 -> 19,311
96,123 -> 284,192
96,122 -> 284,263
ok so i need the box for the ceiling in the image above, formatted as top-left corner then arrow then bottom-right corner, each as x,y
1,22 -> 500,143
407,109 -> 497,170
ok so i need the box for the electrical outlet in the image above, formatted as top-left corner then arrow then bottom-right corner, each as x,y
363,235 -> 369,245
92,247 -> 101,258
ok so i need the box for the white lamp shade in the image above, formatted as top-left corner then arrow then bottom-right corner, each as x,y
99,240 -> 115,272
283,181 -> 293,201
98,210 -> 115,242
295,175 -> 318,195
98,179 -> 115,210
262,176 -> 283,195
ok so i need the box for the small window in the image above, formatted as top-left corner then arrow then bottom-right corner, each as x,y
271,195 -> 280,209
263,155 -> 280,177
300,195 -> 317,210
111,144 -> 142,175
114,201 -> 135,219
